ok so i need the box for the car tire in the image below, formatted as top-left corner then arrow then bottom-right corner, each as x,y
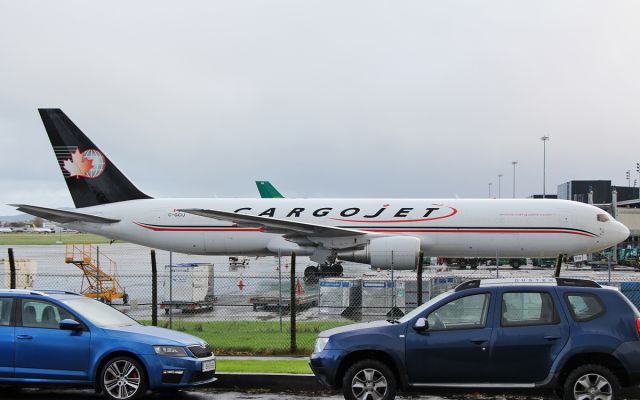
342,359 -> 397,400
562,364 -> 620,400
100,356 -> 148,400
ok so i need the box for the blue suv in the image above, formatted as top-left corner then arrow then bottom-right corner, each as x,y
310,278 -> 640,400
0,289 -> 216,399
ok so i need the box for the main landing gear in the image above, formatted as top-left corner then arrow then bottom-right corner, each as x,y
304,262 -> 344,284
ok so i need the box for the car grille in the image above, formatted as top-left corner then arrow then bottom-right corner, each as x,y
190,371 -> 215,383
188,344 -> 213,358
161,374 -> 183,384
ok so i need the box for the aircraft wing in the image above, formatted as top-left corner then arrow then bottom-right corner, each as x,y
10,204 -> 120,224
179,208 -> 367,238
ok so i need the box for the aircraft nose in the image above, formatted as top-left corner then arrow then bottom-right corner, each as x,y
611,221 -> 630,244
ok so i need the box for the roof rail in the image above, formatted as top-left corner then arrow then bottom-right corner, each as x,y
35,289 -> 82,296
555,278 -> 601,288
455,277 -> 601,291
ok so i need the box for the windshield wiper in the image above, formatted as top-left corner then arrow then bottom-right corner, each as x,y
386,319 -> 401,324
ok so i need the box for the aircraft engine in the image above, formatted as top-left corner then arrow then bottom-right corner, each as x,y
338,236 -> 420,270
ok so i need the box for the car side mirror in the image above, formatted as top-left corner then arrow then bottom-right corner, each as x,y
59,319 -> 82,331
413,317 -> 428,332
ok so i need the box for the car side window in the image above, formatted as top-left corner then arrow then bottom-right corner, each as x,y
501,291 -> 558,327
565,293 -> 605,322
0,298 -> 13,326
426,293 -> 491,330
21,300 -> 75,329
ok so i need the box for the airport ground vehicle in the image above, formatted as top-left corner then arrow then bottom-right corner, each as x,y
618,248 -> 640,269
532,257 -> 556,268
445,257 -> 527,269
310,278 -> 640,400
161,263 -> 216,314
0,289 -> 216,400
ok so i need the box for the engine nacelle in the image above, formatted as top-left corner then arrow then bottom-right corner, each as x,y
338,236 -> 421,270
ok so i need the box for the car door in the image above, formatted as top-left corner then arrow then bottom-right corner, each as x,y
14,298 -> 91,381
405,291 -> 494,383
489,288 -> 569,383
0,297 -> 15,378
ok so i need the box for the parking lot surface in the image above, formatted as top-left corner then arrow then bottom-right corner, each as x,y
0,387 -> 568,400
4,386 -> 640,399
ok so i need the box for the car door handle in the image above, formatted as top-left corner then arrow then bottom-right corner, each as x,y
470,339 -> 488,345
544,335 -> 561,341
16,335 -> 32,340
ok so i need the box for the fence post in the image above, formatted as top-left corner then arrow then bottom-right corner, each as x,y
169,251 -> 173,329
151,250 -> 158,327
96,246 -> 100,301
8,248 -> 16,289
290,251 -> 297,353
553,254 -> 563,278
417,251 -> 424,306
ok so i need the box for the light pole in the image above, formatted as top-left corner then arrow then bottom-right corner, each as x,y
488,182 -> 493,198
626,170 -> 631,187
637,163 -> 640,198
512,161 -> 518,198
541,136 -> 549,198
498,174 -> 503,199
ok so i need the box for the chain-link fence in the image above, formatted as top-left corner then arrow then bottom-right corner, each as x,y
2,244 -> 640,355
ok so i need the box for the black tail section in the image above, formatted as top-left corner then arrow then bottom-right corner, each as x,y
38,109 -> 151,208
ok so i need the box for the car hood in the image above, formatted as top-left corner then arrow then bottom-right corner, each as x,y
319,320 -> 394,337
104,324 -> 206,346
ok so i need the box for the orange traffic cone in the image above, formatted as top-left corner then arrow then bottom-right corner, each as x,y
296,278 -> 305,296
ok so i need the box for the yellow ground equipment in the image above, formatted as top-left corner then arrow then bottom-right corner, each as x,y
64,244 -> 128,304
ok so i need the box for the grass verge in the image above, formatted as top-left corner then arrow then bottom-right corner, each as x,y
216,359 -> 312,374
0,233 -> 116,245
148,320 -> 350,355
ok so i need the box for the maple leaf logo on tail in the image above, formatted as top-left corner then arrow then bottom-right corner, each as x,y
63,148 -> 94,178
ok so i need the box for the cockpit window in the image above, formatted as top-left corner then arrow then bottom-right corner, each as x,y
597,214 -> 610,222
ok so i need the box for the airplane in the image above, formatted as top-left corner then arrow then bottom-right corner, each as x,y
31,224 -> 54,234
256,181 -> 285,199
12,109 -> 630,279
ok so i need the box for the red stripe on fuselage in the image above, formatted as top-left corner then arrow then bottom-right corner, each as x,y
134,222 -> 264,232
363,229 -> 595,237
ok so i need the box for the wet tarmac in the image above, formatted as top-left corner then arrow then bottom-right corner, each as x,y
3,384 -> 640,399
0,387 -> 555,400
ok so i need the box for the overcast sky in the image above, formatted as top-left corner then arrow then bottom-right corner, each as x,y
1,1 -> 639,215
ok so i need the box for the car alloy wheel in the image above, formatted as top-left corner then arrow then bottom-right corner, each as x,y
563,364 -> 620,400
351,368 -> 388,400
102,359 -> 143,400
573,373 -> 612,400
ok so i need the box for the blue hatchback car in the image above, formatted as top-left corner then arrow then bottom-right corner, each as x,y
310,278 -> 640,400
0,289 -> 216,400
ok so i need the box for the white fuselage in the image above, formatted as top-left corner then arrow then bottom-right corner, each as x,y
64,198 -> 629,258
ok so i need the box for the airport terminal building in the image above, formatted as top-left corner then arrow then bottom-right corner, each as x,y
558,180 -> 640,248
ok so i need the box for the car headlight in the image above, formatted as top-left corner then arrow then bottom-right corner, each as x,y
154,345 -> 188,357
314,337 -> 330,353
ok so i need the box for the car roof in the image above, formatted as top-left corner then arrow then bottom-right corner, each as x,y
0,289 -> 82,299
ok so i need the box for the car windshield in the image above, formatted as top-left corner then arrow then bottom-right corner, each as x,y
62,297 -> 139,328
397,290 -> 453,323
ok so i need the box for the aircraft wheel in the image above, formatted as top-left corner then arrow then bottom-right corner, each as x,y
304,266 -> 319,284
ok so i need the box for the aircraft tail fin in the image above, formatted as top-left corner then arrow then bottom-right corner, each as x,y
256,181 -> 285,198
38,109 -> 151,208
